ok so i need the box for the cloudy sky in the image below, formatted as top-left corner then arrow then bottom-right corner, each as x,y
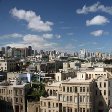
0,0 -> 112,52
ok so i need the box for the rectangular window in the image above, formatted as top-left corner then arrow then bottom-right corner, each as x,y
75,108 -> 77,112
83,96 -> 86,103
56,103 -> 58,107
80,87 -> 82,92
104,90 -> 106,95
67,87 -> 69,92
74,87 -> 77,93
70,87 -> 72,92
70,96 -> 72,102
63,95 -> 66,102
100,82 -> 102,88
80,108 -> 82,112
15,98 -> 18,103
20,90 -> 23,95
80,96 -> 82,102
63,107 -> 66,112
67,96 -> 69,101
87,109 -> 89,112
59,94 -> 62,101
63,86 -> 65,92
104,82 -> 106,87
74,96 -> 77,103
83,87 -> 85,92
20,98 -> 23,103
87,87 -> 89,92
48,102 -> 50,108
83,108 -> 85,112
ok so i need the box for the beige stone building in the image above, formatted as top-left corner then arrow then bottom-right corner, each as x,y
0,57 -> 20,72
0,80 -> 26,112
27,101 -> 40,112
40,67 -> 112,112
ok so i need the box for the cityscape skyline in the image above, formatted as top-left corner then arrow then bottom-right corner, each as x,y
0,0 -> 112,52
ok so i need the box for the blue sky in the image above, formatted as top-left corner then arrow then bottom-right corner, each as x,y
0,0 -> 112,52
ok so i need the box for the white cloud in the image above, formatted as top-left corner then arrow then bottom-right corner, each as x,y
10,8 -> 53,32
90,30 -> 104,37
55,35 -> 61,39
6,43 -> 27,48
43,34 -> 53,39
76,2 -> 112,15
5,34 -> 57,50
86,15 -> 109,26
0,33 -> 23,38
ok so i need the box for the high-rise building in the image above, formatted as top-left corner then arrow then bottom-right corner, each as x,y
28,46 -> 32,56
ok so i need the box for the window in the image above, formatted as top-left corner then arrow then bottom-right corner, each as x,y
20,98 -> 23,103
20,106 -> 23,111
104,90 -> 106,95
87,87 -> 89,92
56,103 -> 58,107
99,82 -> 102,88
104,82 -> 106,87
74,87 -> 77,93
83,96 -> 86,103
59,94 -> 62,101
83,87 -> 85,92
80,108 -> 82,112
63,95 -> 66,102
74,96 -> 77,103
9,90 -> 10,94
67,87 -> 69,92
67,96 -> 69,101
70,96 -> 72,102
48,102 -> 50,108
20,90 -> 23,95
63,107 -> 66,112
70,87 -> 72,92
63,86 -> 65,92
80,87 -> 82,92
86,74 -> 88,79
75,108 -> 77,112
15,90 -> 18,96
83,108 -> 85,112
87,96 -> 89,102
80,96 -> 82,102
15,98 -> 18,103
87,109 -> 89,112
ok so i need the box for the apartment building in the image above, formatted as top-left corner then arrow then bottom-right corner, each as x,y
40,74 -> 95,112
0,80 -> 27,112
0,57 -> 20,72
40,67 -> 112,112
